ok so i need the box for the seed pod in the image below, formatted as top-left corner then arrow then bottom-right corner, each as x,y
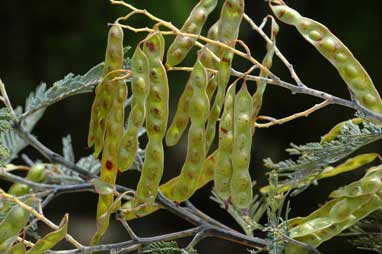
172,59 -> 210,202
28,214 -> 69,254
118,46 -> 150,171
284,166 -> 382,253
214,82 -> 236,202
0,199 -> 32,252
230,82 -> 254,214
90,24 -> 126,246
165,22 -> 221,147
8,242 -> 26,254
260,153 -> 380,194
122,151 -> 218,220
132,31 -> 169,212
205,0 -> 245,151
216,0 -> 245,56
88,24 -> 125,157
8,164 -> 45,197
205,50 -> 235,150
253,19 -> 278,118
320,118 -> 363,143
166,0 -> 218,67
90,80 -> 127,246
270,3 -> 382,116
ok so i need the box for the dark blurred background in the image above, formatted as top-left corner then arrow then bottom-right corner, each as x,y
0,0 -> 381,253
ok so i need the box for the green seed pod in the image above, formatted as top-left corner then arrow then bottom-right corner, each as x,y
253,19 -> 277,118
171,59 -> 210,202
118,46 -> 150,171
122,151 -> 218,220
320,118 -> 363,143
90,80 -> 127,246
205,51 -> 235,150
204,0 -> 245,151
165,20 -> 221,148
28,214 -> 69,254
216,0 -> 245,56
166,0 -> 218,67
131,32 -> 169,213
0,199 -> 32,252
88,24 -> 125,157
8,164 -> 45,197
230,82 -> 254,214
214,82 -> 236,202
260,153 -> 380,194
8,242 -> 26,254
270,4 -> 382,116
285,166 -> 382,253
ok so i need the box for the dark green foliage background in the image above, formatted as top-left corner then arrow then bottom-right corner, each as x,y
0,0 -> 381,253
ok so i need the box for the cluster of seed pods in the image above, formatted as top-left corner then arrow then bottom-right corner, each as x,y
165,0 -> 218,68
284,166 -> 382,254
270,3 -> 382,117
89,24 -> 127,246
131,31 -> 169,213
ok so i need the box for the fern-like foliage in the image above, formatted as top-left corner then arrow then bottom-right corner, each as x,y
21,63 -> 104,119
264,120 -> 382,194
142,241 -> 198,254
0,108 -> 13,163
1,85 -> 47,162
348,210 -> 382,253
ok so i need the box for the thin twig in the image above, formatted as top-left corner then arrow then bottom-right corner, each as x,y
0,189 -> 84,249
255,100 -> 330,128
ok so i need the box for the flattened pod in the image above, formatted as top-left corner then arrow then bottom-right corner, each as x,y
166,0 -> 218,67
28,214 -> 69,254
284,166 -> 382,253
8,164 -> 45,197
216,0 -> 245,55
88,24 -> 125,157
90,80 -> 127,246
132,32 -> 169,212
205,51 -> 235,150
165,22 -> 221,148
214,82 -> 236,202
172,59 -> 210,202
270,4 -> 382,116
205,0 -> 245,151
0,199 -> 32,252
118,47 -> 150,171
230,82 -> 254,214
122,151 -> 218,220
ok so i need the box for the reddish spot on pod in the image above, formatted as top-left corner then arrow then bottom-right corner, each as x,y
221,127 -> 228,134
278,9 -> 285,18
106,160 -> 113,170
146,42 -> 156,52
